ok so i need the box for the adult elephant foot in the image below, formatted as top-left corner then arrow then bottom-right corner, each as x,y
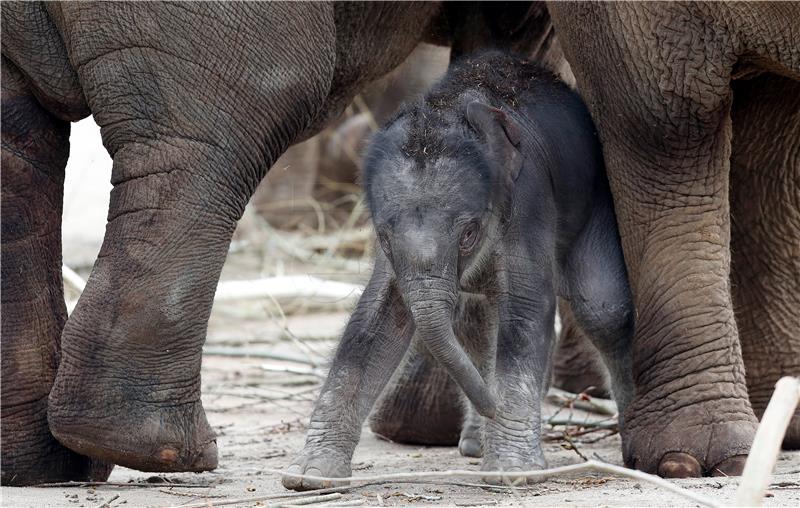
1,58 -> 112,485
46,176 -> 221,471
369,338 -> 464,445
730,73 -> 800,450
552,303 -> 611,398
623,405 -> 755,477
49,407 -> 217,473
45,138 -> 226,471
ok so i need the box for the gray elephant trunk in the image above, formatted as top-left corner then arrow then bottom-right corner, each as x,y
400,273 -> 496,419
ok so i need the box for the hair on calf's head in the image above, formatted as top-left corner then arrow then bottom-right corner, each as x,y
362,98 -> 494,232
364,51 -> 558,223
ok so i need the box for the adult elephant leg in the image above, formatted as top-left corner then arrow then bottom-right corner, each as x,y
369,340 -> 464,446
45,2 -> 336,472
551,2 -> 756,478
1,58 -> 112,485
608,102 -> 757,479
730,74 -> 800,448
552,303 -> 611,398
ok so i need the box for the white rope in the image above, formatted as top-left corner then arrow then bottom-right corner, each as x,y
269,460 -> 720,508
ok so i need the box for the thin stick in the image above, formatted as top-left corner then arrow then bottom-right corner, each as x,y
260,293 -> 327,366
274,493 -> 343,507
261,363 -> 325,379
94,494 -> 120,508
352,95 -> 379,132
165,485 -> 355,508
560,433 -> 588,461
266,460 -> 720,508
213,276 -> 363,303
62,264 -> 87,292
546,417 -> 617,429
315,500 -> 365,507
735,376 -> 800,507
547,387 -> 618,416
203,347 -> 317,366
167,478 -> 554,508
158,489 -> 226,498
32,481 -> 213,489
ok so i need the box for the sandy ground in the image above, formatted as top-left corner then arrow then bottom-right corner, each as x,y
3,338 -> 800,508
4,287 -> 800,508
3,119 -> 800,507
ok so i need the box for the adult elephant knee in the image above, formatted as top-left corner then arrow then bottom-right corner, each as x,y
550,2 -> 800,478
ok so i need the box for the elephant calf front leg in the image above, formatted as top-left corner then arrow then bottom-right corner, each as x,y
283,264 -> 413,491
482,277 -> 555,485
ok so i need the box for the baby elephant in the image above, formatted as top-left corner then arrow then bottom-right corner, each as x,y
283,51 -> 633,490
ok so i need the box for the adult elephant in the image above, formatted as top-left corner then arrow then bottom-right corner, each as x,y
372,0 -> 800,480
0,0 -> 563,486
4,0 -> 796,488
548,2 -> 800,477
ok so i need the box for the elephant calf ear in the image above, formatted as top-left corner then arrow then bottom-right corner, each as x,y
466,101 -> 523,180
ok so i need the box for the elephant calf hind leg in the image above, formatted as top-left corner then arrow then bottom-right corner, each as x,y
552,305 -> 611,399
561,198 -> 634,417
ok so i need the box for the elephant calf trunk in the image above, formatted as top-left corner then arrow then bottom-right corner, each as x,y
408,294 -> 496,419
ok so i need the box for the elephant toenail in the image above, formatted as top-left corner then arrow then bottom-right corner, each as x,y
157,447 -> 178,463
305,467 -> 323,478
193,441 -> 218,470
658,452 -> 702,478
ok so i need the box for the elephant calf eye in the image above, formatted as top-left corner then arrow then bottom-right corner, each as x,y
459,222 -> 480,254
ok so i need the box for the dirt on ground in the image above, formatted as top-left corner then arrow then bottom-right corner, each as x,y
3,188 -> 799,508
3,336 -> 800,508
4,298 -> 800,507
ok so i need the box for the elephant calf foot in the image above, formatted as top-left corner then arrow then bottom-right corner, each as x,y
458,411 -> 484,458
480,452 -> 546,486
282,447 -> 352,491
458,436 -> 483,458
48,360 -> 217,472
480,414 -> 547,486
624,398 -> 757,478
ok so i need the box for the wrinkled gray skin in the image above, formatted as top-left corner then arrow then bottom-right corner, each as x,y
548,1 -> 800,478
5,0 -> 796,489
282,52 -> 633,490
1,0 -> 564,486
